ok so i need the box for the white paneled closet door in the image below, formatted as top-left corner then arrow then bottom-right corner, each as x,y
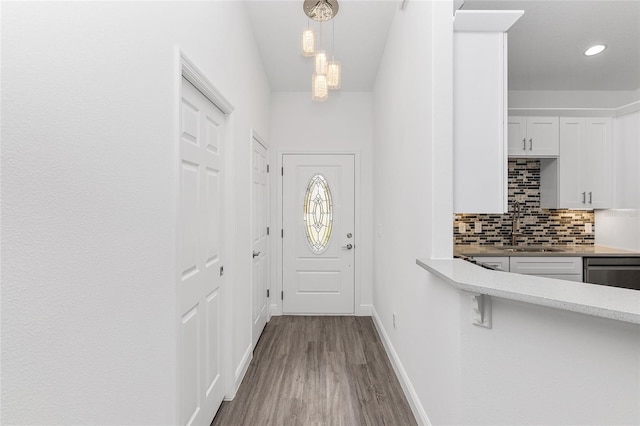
252,137 -> 269,348
179,77 -> 225,426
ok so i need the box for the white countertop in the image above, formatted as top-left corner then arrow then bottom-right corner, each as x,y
417,258 -> 640,324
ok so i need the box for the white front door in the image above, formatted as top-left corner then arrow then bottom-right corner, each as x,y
179,77 -> 225,426
282,154 -> 355,314
252,137 -> 269,347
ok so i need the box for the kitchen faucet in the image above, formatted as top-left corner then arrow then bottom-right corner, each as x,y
511,200 -> 521,246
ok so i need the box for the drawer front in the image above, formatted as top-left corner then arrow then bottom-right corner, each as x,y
509,257 -> 582,275
471,256 -> 510,272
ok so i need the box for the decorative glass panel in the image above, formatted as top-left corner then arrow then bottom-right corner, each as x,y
304,174 -> 333,253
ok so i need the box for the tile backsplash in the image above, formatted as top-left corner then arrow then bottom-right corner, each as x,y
454,159 -> 595,246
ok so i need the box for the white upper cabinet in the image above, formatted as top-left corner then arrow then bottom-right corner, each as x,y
584,118 -> 613,209
541,117 -> 612,209
508,116 -> 559,157
453,31 -> 508,214
612,111 -> 640,209
453,10 -> 522,214
557,117 -> 585,209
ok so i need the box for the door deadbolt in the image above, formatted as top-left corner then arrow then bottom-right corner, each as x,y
346,233 -> 352,238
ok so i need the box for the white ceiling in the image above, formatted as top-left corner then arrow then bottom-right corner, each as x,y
244,0 -> 397,91
464,0 -> 640,91
245,0 -> 640,92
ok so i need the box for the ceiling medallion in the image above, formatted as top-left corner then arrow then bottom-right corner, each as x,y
303,0 -> 339,22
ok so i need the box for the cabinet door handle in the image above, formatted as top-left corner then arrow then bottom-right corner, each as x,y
582,192 -> 586,203
529,138 -> 533,150
589,192 -> 593,204
522,138 -> 526,150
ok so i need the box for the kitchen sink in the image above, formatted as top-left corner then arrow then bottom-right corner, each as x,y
497,246 -> 561,253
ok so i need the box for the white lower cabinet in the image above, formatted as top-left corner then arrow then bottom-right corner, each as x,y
471,256 -> 584,282
471,256 -> 509,271
509,257 -> 583,282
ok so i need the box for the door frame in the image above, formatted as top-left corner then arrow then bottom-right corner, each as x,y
250,129 -> 271,340
275,151 -> 363,316
175,50 -> 236,423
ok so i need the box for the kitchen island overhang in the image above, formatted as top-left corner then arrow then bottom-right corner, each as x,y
417,258 -> 640,324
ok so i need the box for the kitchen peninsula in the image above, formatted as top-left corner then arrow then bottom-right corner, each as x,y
417,257 -> 640,324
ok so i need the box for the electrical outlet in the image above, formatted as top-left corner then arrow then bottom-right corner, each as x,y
393,312 -> 397,329
475,221 -> 482,233
458,223 -> 467,233
585,223 -> 593,233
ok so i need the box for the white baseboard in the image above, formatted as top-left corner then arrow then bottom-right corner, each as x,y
225,343 -> 252,401
358,304 -> 373,316
270,303 -> 280,317
371,307 -> 431,426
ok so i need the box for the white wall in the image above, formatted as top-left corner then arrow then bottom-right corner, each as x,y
269,92 -> 374,314
372,1 -> 461,424
1,2 -> 269,424
459,296 -> 640,425
596,209 -> 640,251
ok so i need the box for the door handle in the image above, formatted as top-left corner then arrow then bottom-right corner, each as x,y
529,138 -> 533,150
252,251 -> 261,258
582,192 -> 586,203
589,192 -> 593,204
341,244 -> 353,250
522,138 -> 526,150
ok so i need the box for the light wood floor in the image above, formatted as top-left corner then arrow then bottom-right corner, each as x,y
212,316 -> 417,426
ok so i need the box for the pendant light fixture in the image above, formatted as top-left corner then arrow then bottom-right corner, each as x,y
314,21 -> 328,75
301,19 -> 315,57
312,73 -> 328,101
302,0 -> 342,101
315,50 -> 328,75
327,20 -> 341,90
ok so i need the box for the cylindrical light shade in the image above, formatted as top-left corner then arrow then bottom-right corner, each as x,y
312,74 -> 328,101
327,61 -> 341,90
315,51 -> 328,75
301,28 -> 315,57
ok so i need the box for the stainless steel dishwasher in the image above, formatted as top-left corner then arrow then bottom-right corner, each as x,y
583,257 -> 640,290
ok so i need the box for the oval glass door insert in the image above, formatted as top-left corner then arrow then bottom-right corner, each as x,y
304,174 -> 333,253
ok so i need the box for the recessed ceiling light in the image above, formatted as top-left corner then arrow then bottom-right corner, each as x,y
584,44 -> 606,56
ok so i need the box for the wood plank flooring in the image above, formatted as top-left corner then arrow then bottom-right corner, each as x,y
212,316 -> 417,426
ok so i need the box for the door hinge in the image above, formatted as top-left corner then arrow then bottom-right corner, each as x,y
267,164 -> 270,173
267,289 -> 270,298
219,266 -> 224,276
281,291 -> 284,300
281,229 -> 284,238
281,167 -> 284,176
267,226 -> 270,236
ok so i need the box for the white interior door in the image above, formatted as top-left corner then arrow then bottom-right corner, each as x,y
252,137 -> 269,348
179,77 -> 225,426
282,154 -> 355,314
